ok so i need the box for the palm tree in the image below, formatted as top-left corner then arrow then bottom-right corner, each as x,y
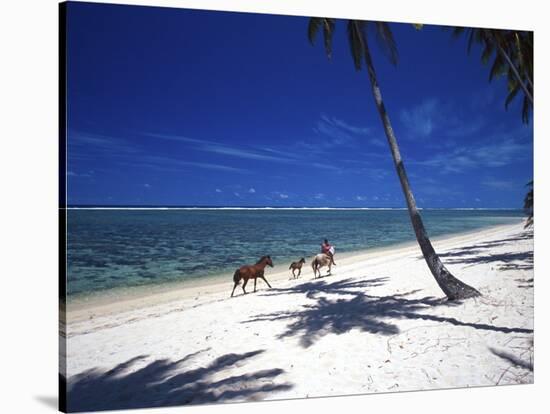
451,28 -> 533,123
308,18 -> 480,300
523,181 -> 533,229
451,28 -> 534,229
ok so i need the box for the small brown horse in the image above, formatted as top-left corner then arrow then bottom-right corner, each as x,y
231,255 -> 274,297
289,258 -> 306,279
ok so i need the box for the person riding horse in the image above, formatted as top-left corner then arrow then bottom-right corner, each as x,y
321,239 -> 336,265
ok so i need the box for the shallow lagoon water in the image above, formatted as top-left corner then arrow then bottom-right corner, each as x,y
66,208 -> 524,299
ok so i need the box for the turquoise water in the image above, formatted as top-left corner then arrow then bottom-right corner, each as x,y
66,208 -> 524,298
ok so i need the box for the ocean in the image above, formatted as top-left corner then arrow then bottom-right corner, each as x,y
66,208 -> 524,300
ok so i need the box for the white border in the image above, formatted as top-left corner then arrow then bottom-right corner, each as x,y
0,0 -> 547,413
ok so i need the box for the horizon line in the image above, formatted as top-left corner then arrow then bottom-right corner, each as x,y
64,205 -> 523,211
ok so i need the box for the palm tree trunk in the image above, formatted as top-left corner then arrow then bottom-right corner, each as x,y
362,40 -> 481,300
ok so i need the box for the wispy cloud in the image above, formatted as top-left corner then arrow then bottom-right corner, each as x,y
400,99 -> 485,141
145,131 -> 351,172
319,114 -> 370,136
270,191 -> 289,200
298,115 -> 374,152
400,98 -> 439,138
119,156 -> 249,174
481,178 -> 521,190
412,138 -> 532,174
70,131 -> 250,174
69,131 -> 140,155
248,188 -> 256,194
66,170 -> 92,178
146,133 -> 306,166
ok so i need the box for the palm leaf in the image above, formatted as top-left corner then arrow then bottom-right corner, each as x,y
467,29 -> 477,54
322,18 -> 336,59
451,26 -> 465,39
522,95 -> 530,124
308,17 -> 335,59
480,42 -> 495,64
489,53 -> 506,81
374,22 -> 399,66
347,20 -> 366,71
505,82 -> 520,109
308,17 -> 322,45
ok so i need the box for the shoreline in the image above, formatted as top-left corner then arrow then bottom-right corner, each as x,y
65,221 -> 523,324
65,219 -> 533,408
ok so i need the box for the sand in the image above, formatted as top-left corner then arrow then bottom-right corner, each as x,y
64,222 -> 534,412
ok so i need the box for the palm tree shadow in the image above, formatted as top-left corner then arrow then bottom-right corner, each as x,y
490,347 -> 533,372
436,232 -> 534,271
244,278 -> 532,348
67,349 -> 292,412
259,277 -> 390,300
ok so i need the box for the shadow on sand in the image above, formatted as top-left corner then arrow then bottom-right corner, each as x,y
67,349 -> 292,412
436,232 -> 533,271
244,277 -> 532,348
490,347 -> 533,372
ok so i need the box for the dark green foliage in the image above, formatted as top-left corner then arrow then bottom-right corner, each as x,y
308,17 -> 335,59
309,18 -> 398,71
451,27 -> 533,124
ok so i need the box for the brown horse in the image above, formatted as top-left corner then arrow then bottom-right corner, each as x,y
230,255 -> 274,297
289,258 -> 306,279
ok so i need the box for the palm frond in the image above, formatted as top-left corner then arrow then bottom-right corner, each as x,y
347,20 -> 366,71
308,17 -> 336,59
480,42 -> 495,64
451,26 -> 466,39
522,94 -> 530,124
505,81 -> 520,109
489,53 -> 506,81
374,22 -> 398,66
308,18 -> 322,45
322,18 -> 336,59
467,29 -> 476,54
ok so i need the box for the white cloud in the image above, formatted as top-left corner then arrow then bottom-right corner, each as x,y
355,195 -> 367,201
304,115 -> 371,152
400,98 -> 439,138
481,179 -> 519,190
144,183 -> 151,188
234,192 -> 241,197
215,188 -> 222,193
248,188 -> 256,194
413,138 -> 532,174
314,193 -> 325,200
279,193 -> 289,199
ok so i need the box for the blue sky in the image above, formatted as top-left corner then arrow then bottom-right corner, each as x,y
66,2 -> 533,208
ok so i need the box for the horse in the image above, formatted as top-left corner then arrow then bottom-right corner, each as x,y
230,255 -> 274,297
289,258 -> 306,279
311,253 -> 332,279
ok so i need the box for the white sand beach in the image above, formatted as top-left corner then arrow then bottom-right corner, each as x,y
64,222 -> 534,411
